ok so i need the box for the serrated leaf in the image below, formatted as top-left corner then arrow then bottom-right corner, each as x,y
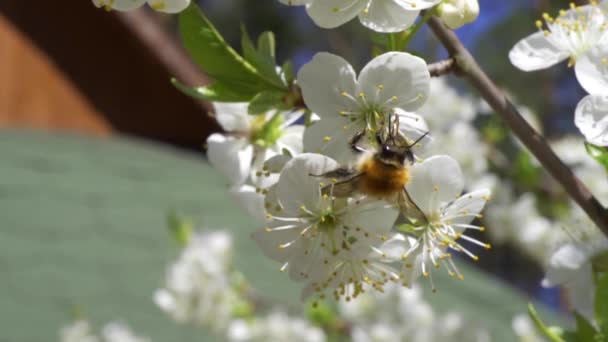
179,4 -> 274,97
172,78 -> 250,102
574,311 -> 598,342
596,272 -> 608,334
248,91 -> 286,115
585,143 -> 608,172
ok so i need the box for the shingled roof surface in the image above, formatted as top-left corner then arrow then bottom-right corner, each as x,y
0,130 -> 555,341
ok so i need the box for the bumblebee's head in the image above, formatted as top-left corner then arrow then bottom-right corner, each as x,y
377,143 -> 414,167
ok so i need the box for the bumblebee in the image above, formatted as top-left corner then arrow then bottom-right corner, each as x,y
315,118 -> 428,213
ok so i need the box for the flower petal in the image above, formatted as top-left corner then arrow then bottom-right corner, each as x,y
443,189 -> 490,227
277,125 -> 305,156
297,52 -> 358,119
303,116 -> 361,164
251,222 -> 303,262
393,0 -> 441,10
212,102 -> 251,132
542,243 -> 588,287
574,47 -> 608,95
358,52 -> 430,112
147,0 -> 190,13
395,109 -> 432,157
306,0 -> 367,29
508,31 -> 569,72
206,134 -> 253,186
229,185 -> 267,224
405,155 -> 464,215
341,198 -> 399,235
276,153 -> 340,215
575,94 -> 608,146
358,0 -> 419,33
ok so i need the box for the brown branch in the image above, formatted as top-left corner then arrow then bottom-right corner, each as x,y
426,16 -> 608,237
428,58 -> 456,77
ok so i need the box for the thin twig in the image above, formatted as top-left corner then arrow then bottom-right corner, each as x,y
426,16 -> 608,237
428,58 -> 456,77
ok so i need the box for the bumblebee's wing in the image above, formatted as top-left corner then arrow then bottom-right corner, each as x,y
310,167 -> 354,179
321,173 -> 364,198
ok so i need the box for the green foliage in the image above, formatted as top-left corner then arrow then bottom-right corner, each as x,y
596,272 -> 608,336
513,151 -> 541,189
176,3 -> 293,110
585,143 -> 608,173
572,311 -> 599,342
528,303 -> 566,342
166,211 -> 193,247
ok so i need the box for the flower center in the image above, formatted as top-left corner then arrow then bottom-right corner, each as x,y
249,113 -> 284,148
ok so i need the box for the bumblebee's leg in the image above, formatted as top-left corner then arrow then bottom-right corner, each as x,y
350,131 -> 367,153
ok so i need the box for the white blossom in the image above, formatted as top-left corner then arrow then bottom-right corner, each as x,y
298,52 -> 431,164
227,312 -> 326,342
437,0 -> 480,29
278,0 -> 441,32
509,2 -> 608,74
402,155 -> 491,287
512,314 -> 547,342
542,217 -> 608,321
61,320 -> 99,342
101,322 -> 150,342
251,153 -> 400,301
207,103 -> 304,186
92,0 -> 190,13
154,231 -> 239,332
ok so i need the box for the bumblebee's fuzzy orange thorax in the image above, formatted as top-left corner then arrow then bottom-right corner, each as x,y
357,154 -> 410,197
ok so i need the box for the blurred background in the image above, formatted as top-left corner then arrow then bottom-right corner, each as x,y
0,0 -> 597,340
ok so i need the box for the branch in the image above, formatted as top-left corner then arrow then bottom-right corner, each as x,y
426,16 -> 608,237
428,58 -> 456,77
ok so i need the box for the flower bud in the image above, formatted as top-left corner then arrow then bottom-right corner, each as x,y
437,0 -> 480,29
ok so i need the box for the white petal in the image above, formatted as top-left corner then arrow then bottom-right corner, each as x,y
575,94 -> 608,146
574,47 -> 608,95
405,155 -> 464,215
206,134 -> 253,185
276,153 -> 340,215
303,116 -> 361,165
229,185 -> 267,224
297,52 -> 358,119
92,0 -> 146,11
277,125 -> 305,156
251,223 -> 302,262
147,0 -> 190,13
358,0 -> 419,33
393,0 -> 441,10
542,243 -> 588,287
568,269 -> 596,322
341,198 -> 399,235
358,52 -> 430,111
212,102 -> 251,132
443,189 -> 490,226
279,0 -> 314,5
263,154 -> 293,173
306,0 -> 367,29
395,109 -> 432,157
508,31 -> 569,71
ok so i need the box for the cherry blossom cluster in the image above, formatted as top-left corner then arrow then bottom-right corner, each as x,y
509,1 -> 608,146
61,320 -> 150,342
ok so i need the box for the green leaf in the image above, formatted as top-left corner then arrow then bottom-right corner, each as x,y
596,272 -> 608,334
179,4 -> 274,97
248,91 -> 286,115
281,60 -> 295,85
257,31 -> 276,60
171,78 -> 250,102
574,311 -> 598,342
240,27 -> 285,89
585,143 -> 608,172
528,303 -> 566,342
166,211 -> 193,247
